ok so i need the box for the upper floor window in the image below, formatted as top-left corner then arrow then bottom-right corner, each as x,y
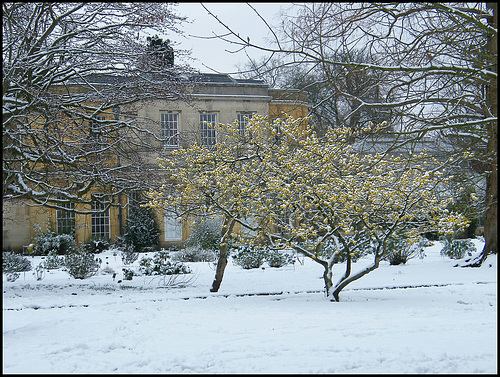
161,112 -> 179,147
237,113 -> 253,136
200,113 -> 217,146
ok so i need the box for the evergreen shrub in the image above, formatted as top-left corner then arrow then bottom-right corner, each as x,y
232,245 -> 267,269
83,236 -> 111,254
121,244 -> 139,265
33,231 -> 75,255
382,236 -> 426,265
3,252 -> 32,274
123,206 -> 160,252
440,238 -> 477,260
266,249 -> 295,268
64,249 -> 102,279
138,251 -> 191,276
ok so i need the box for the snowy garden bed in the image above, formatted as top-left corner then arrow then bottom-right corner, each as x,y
3,239 -> 497,373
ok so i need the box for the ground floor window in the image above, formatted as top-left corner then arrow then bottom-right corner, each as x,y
56,201 -> 75,235
92,195 -> 110,238
164,212 -> 183,241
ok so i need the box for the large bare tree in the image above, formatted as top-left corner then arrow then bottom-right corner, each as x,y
203,2 -> 497,266
3,2 -> 197,212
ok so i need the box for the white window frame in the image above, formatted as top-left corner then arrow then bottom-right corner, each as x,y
161,112 -> 179,147
91,194 -> 110,239
56,201 -> 75,235
164,211 -> 183,241
237,113 -> 253,136
200,113 -> 217,146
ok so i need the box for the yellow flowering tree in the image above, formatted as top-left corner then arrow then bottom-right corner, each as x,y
148,115 -> 469,300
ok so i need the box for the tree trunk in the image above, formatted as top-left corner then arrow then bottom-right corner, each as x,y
210,243 -> 229,292
462,3 -> 497,267
210,217 -> 235,292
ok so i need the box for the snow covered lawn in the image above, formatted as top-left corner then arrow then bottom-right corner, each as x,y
3,239 -> 497,374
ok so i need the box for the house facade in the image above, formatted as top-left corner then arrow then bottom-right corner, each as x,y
2,73 -> 309,252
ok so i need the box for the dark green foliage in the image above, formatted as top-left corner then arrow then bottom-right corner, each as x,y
266,249 -> 295,268
64,249 -> 101,279
440,238 -> 477,260
123,206 -> 160,252
147,35 -> 174,67
33,231 -> 75,255
3,252 -> 32,273
232,245 -> 267,269
138,251 -> 191,276
122,268 -> 134,280
382,236 -> 426,266
43,250 -> 65,269
83,236 -> 111,254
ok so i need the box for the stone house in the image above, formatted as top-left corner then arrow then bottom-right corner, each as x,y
2,73 -> 309,252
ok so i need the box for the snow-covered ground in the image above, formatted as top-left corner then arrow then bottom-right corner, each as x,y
3,239 -> 497,374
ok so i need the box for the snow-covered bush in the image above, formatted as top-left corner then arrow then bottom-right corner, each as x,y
6,272 -> 20,282
171,246 -> 217,262
123,206 -> 160,252
185,218 -> 221,251
3,252 -> 32,274
232,245 -> 267,269
382,236 -> 426,265
32,231 -> 75,255
122,268 -> 134,280
64,249 -> 102,279
138,251 -> 191,276
33,263 -> 45,281
82,236 -> 111,254
440,238 -> 477,260
121,244 -> 139,265
43,250 -> 65,270
266,249 -> 295,268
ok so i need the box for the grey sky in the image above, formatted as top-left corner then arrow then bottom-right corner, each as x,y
171,3 -> 286,75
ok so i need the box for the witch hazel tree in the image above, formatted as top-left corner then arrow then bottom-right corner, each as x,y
148,115 -> 469,300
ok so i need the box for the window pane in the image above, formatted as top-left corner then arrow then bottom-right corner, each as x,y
161,112 -> 179,146
200,113 -> 217,146
237,113 -> 252,136
56,202 -> 75,235
164,213 -> 183,241
92,195 -> 110,238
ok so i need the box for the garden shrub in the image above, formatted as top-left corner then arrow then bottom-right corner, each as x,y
266,249 -> 295,268
122,268 -> 134,280
232,245 -> 267,269
64,249 -> 102,279
32,231 -> 75,255
123,206 -> 160,252
138,251 -> 191,276
382,236 -> 426,265
121,244 -> 139,265
185,218 -> 221,251
3,252 -> 32,274
171,246 -> 217,262
440,238 -> 477,260
33,263 -> 45,281
43,250 -> 65,270
82,236 -> 111,254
